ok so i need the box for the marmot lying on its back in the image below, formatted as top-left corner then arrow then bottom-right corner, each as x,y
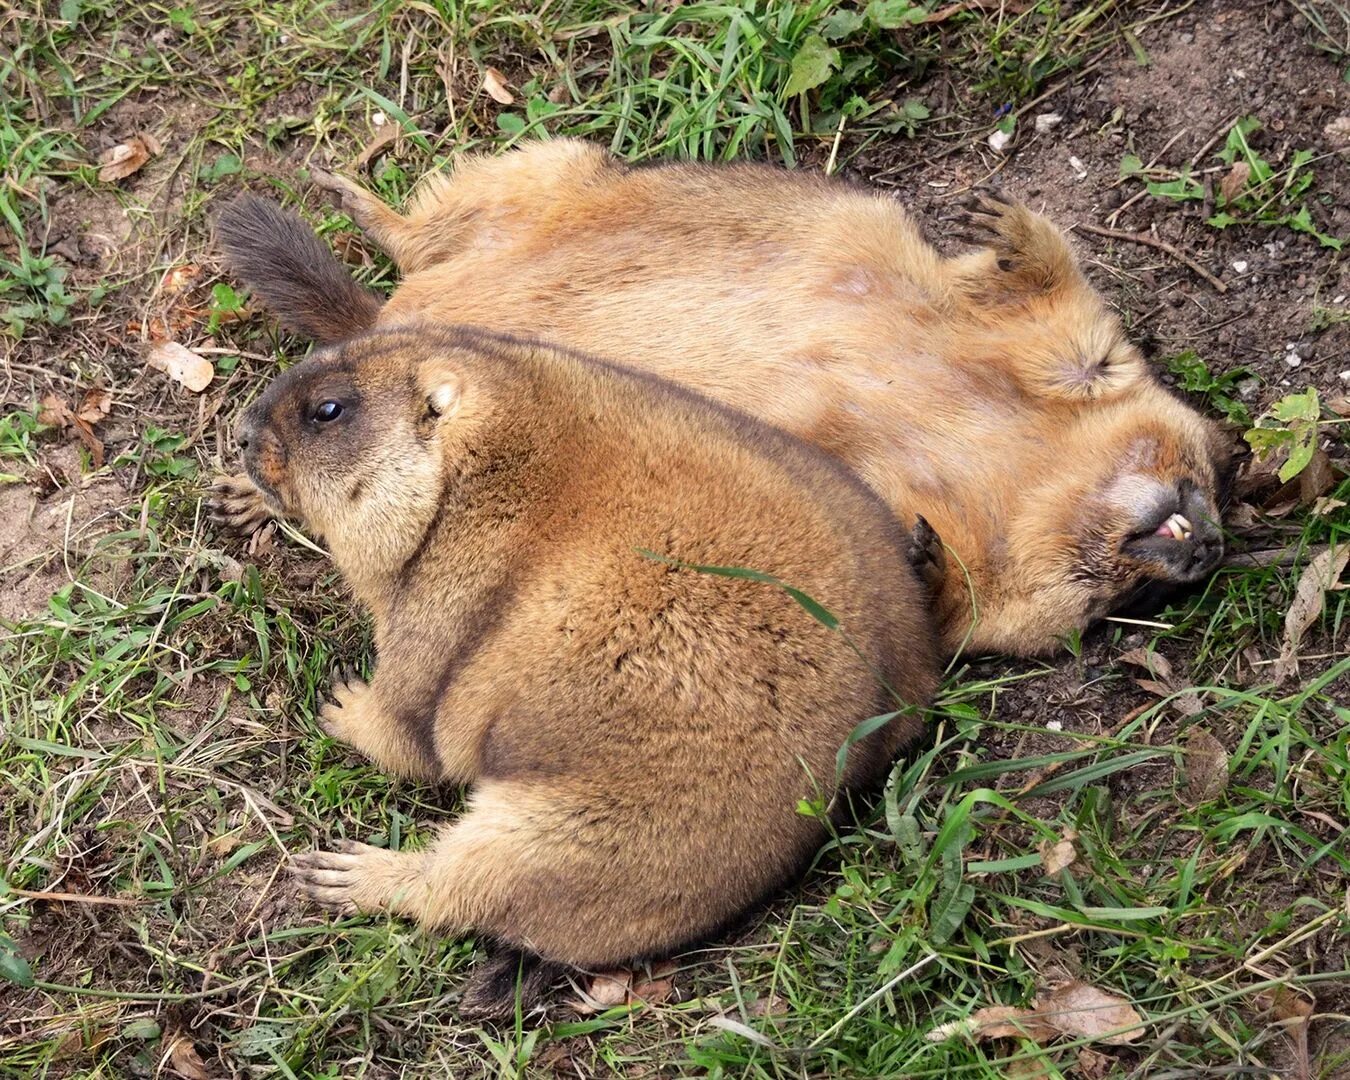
233,324 -> 938,1013
216,141 -> 1234,656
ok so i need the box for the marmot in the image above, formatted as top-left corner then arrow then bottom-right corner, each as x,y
233,324 -> 938,1011
215,141 -> 1233,657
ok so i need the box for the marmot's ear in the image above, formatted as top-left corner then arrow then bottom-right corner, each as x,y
417,359 -> 462,421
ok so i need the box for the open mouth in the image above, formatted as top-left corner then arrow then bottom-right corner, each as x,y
1154,512 -> 1193,541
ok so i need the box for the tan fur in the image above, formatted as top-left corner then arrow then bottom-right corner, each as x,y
306,141 -> 1230,655
241,326 -> 938,968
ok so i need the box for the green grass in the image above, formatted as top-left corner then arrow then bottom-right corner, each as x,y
2,2 -> 1349,1077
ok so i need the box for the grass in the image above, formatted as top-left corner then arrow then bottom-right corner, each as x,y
2,1 -> 1349,1077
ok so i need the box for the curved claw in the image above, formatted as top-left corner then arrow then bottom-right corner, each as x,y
207,473 -> 274,537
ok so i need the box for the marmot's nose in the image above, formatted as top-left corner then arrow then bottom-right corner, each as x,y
235,413 -> 259,453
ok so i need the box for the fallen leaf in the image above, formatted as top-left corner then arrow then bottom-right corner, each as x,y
77,388 -> 111,424
1327,394 -> 1350,417
1271,986 -> 1314,1022
72,417 -> 105,468
572,960 -> 677,1013
1269,987 -> 1314,1080
1273,544 -> 1350,682
1039,830 -> 1078,876
98,133 -> 160,182
163,1034 -> 211,1079
970,1005 -> 1058,1043
1299,447 -> 1335,504
483,66 -> 514,105
161,264 -> 201,296
1314,496 -> 1347,518
38,394 -> 73,428
147,341 -> 214,392
1118,648 -> 1203,716
1181,727 -> 1230,804
1218,160 -> 1252,203
1005,1060 -> 1054,1080
353,125 -> 401,170
1077,1047 -> 1115,1079
1034,981 -> 1145,1045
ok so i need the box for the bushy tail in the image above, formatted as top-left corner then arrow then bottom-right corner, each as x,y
214,195 -> 383,344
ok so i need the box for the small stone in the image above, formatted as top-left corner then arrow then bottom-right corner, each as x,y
372,110 -> 387,127
1232,260 -> 1249,273
1340,370 -> 1350,384
1046,719 -> 1064,732
988,128 -> 1013,154
1068,155 -> 1088,179
1035,112 -> 1063,134
1178,31 -> 1194,44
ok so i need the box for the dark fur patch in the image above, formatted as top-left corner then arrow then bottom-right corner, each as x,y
459,946 -> 568,1021
214,195 -> 384,344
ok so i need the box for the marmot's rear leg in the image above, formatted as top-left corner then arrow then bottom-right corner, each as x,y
948,187 -> 1077,295
310,168 -> 418,268
290,780 -> 755,969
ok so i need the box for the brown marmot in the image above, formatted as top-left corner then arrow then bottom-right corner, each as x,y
232,323 -> 938,1011
215,141 -> 1233,657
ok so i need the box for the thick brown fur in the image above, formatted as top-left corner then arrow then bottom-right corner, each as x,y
213,195 -> 383,342
215,141 -> 1233,656
239,326 -> 938,986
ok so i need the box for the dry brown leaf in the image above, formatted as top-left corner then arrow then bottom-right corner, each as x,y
1034,981 -> 1145,1045
483,66 -> 515,105
970,1005 -> 1058,1044
1182,727 -> 1230,804
1271,986 -> 1314,1022
164,1034 -> 211,1079
573,961 -> 676,1014
1219,160 -> 1252,203
161,264 -> 201,297
1004,1059 -> 1054,1080
1039,830 -> 1078,876
147,341 -> 214,392
1076,1047 -> 1115,1079
1299,447 -> 1335,506
1314,496 -> 1347,518
98,133 -> 160,182
1328,394 -> 1350,417
353,125 -> 402,170
38,393 -> 73,428
77,388 -> 111,424
1118,648 -> 1202,716
1273,544 -> 1350,683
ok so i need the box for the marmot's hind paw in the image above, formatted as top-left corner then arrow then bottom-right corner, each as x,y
207,473 -> 274,537
906,515 -> 947,596
945,186 -> 1074,291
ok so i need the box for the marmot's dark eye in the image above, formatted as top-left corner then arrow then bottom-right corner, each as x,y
312,401 -> 344,423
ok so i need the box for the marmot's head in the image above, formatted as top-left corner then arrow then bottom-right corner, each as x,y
992,383 -> 1235,651
235,328 -> 476,571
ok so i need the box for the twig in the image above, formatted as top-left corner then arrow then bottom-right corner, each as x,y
8,887 -> 145,907
1223,546 -> 1326,570
1073,222 -> 1228,293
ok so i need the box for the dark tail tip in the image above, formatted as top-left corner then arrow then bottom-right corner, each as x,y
458,947 -> 567,1021
213,195 -> 383,345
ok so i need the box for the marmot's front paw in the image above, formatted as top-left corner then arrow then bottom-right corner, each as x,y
208,473 -> 274,537
318,666 -> 371,746
290,839 -> 387,915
